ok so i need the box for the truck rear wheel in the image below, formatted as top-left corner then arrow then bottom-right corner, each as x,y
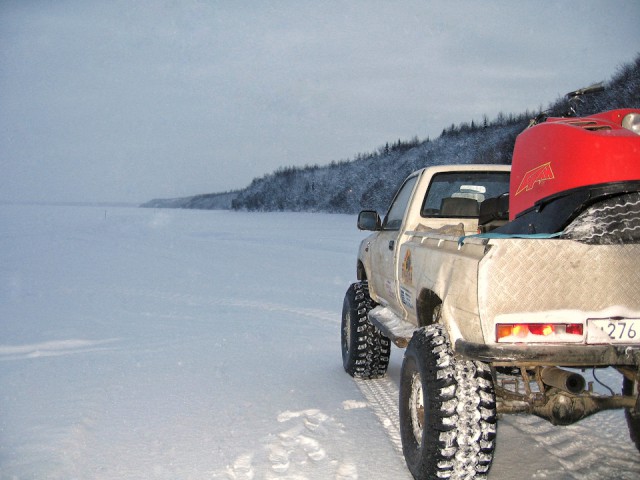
399,324 -> 497,480
341,282 -> 390,379
623,377 -> 640,451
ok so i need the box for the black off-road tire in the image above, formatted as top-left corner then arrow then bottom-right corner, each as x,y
563,192 -> 640,244
623,376 -> 640,451
399,324 -> 497,480
341,282 -> 390,379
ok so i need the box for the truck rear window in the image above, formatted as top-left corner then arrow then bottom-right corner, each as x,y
421,171 -> 510,218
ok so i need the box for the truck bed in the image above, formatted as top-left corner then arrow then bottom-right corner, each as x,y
395,232 -> 640,366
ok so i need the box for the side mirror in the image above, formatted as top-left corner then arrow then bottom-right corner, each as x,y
357,210 -> 381,231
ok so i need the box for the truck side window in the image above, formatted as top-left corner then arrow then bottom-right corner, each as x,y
383,175 -> 418,230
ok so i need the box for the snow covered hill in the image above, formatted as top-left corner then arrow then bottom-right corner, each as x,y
144,56 -> 640,215
1,205 -> 639,479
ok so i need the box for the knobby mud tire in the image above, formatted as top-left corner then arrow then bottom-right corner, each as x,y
623,377 -> 640,452
399,324 -> 497,480
341,282 -> 390,379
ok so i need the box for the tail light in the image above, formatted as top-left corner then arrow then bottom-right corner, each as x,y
496,323 -> 584,343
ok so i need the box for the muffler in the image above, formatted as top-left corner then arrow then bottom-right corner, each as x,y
541,367 -> 586,394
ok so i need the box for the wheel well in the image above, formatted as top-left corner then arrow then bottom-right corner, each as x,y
416,289 -> 442,327
357,261 -> 367,281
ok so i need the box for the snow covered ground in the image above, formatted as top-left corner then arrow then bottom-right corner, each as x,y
1,204 -> 639,479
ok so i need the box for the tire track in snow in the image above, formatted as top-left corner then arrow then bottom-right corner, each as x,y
0,338 -> 120,361
220,299 -> 339,324
506,413 -> 640,479
79,285 -> 341,325
354,377 -> 405,458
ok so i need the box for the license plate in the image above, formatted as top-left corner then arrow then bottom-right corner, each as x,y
587,318 -> 640,344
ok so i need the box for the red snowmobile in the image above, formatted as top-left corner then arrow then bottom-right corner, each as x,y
491,84 -> 640,239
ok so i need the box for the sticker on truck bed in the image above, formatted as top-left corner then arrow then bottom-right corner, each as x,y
401,250 -> 413,285
400,287 -> 414,309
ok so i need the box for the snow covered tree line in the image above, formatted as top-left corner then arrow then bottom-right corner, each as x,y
143,55 -> 640,214
229,121 -> 524,214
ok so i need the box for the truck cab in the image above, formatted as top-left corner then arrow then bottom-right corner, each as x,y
357,165 -> 510,318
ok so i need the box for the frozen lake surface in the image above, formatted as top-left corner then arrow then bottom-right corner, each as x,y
1,205 -> 639,479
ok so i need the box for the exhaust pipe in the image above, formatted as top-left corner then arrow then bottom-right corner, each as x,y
541,367 -> 586,394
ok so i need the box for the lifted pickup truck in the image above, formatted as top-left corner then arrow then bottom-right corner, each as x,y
341,108 -> 640,479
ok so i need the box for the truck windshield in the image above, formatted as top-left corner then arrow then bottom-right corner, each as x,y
421,171 -> 510,218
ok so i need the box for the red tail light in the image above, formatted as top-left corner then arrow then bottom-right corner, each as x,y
496,323 -> 583,342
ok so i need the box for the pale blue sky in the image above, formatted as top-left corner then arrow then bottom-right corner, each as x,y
2,0 -> 639,203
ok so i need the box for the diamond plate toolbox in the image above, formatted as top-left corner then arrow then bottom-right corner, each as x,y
477,239 -> 640,326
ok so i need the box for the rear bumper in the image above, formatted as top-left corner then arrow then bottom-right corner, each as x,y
455,339 -> 640,368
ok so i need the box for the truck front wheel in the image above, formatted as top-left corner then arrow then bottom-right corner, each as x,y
341,282 -> 390,379
399,324 -> 497,480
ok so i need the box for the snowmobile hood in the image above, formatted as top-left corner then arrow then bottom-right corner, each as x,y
509,108 -> 640,220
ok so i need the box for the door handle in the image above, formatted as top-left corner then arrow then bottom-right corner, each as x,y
388,240 -> 395,250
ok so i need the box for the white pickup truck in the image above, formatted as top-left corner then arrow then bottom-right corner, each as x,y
341,107 -> 640,480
